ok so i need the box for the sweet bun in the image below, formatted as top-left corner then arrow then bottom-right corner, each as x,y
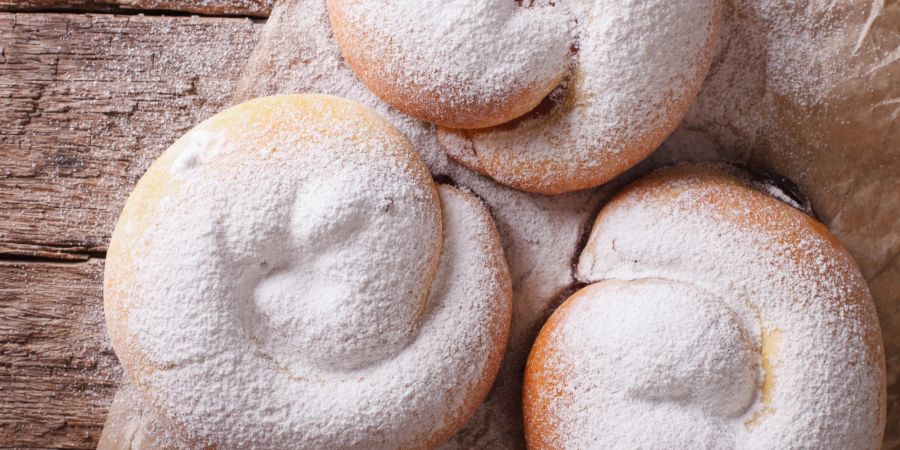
104,94 -> 512,449
438,0 -> 722,194
524,164 -> 885,448
326,0 -> 571,129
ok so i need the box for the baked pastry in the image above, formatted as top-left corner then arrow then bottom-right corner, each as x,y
523,164 -> 886,448
437,0 -> 722,194
104,94 -> 512,449
326,0 -> 571,129
232,2 -> 614,446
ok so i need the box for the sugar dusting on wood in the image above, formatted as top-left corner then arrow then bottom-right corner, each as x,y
0,12 -> 261,448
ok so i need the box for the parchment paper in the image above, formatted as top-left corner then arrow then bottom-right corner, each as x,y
97,382 -> 186,450
100,0 -> 900,448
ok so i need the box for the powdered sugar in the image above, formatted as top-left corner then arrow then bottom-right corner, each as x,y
438,172 -> 608,449
327,0 -> 572,128
533,166 -> 885,449
95,0 -> 896,446
542,280 -> 759,448
233,2 -> 611,446
437,0 -> 721,193
104,95 -> 510,448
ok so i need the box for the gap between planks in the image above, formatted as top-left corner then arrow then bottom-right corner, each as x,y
0,0 -> 275,18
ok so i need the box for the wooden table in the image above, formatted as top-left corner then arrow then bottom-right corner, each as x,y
0,3 -> 267,447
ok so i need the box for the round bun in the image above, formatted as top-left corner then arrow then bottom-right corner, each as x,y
438,0 -> 721,194
326,0 -> 571,129
524,164 -> 886,448
104,94 -> 512,449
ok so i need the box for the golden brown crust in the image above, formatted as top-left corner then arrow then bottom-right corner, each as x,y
325,0 -> 566,130
522,283 -> 590,450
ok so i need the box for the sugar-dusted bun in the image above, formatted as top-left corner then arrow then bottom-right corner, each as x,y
326,0 -> 572,129
524,164 -> 885,448
104,94 -> 512,449
438,0 -> 721,194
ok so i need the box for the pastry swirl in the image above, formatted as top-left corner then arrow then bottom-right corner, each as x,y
104,94 -> 512,449
524,164 -> 885,449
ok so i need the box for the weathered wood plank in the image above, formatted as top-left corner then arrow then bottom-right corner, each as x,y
0,13 -> 263,260
0,13 -> 261,448
0,259 -> 120,449
0,0 -> 275,17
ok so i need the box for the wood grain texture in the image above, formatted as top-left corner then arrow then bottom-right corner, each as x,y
0,13 -> 261,448
0,259 -> 119,449
0,0 -> 275,17
0,13 -> 262,260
